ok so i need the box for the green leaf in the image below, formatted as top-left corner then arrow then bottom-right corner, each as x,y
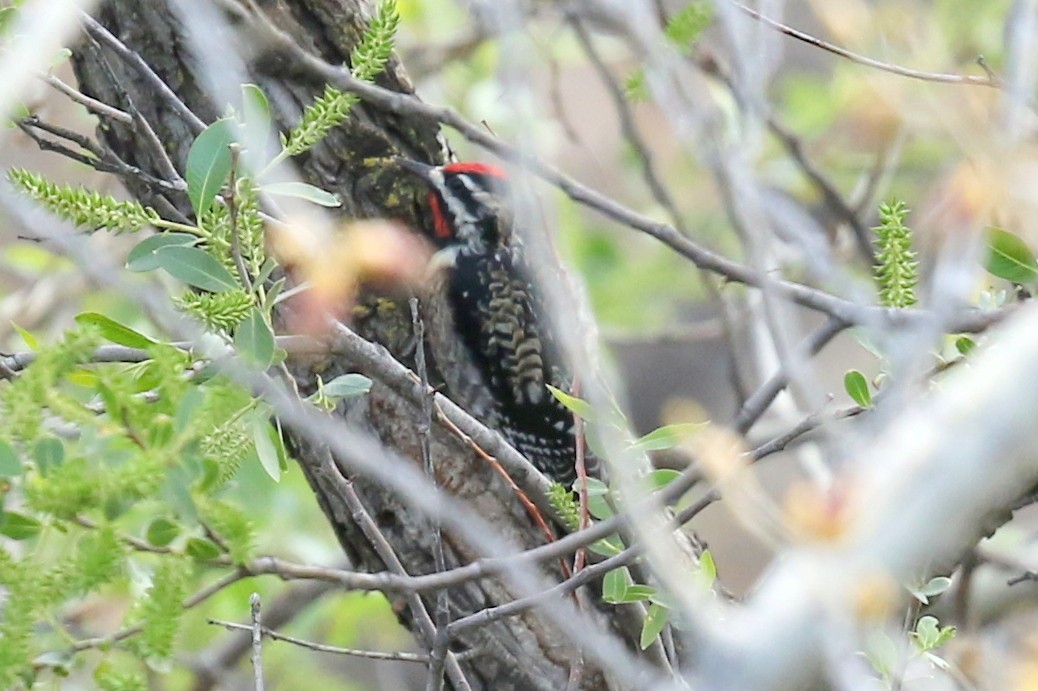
986,227 -> 1038,284
955,336 -> 976,356
154,246 -> 239,292
911,615 -> 956,652
546,385 -> 595,421
234,308 -> 275,369
321,373 -> 373,400
272,417 -> 289,474
12,322 -> 38,350
588,534 -> 625,557
146,518 -> 181,547
602,567 -> 629,603
698,549 -> 717,588
639,602 -> 669,650
573,477 -> 609,496
261,181 -> 341,207
614,585 -> 657,603
629,423 -> 705,453
126,233 -> 199,272
240,83 -> 272,154
186,118 -> 236,219
185,536 -> 222,561
0,511 -> 42,540
573,477 -> 613,519
866,631 -> 900,679
645,468 -> 682,489
0,439 -> 22,478
75,312 -> 156,349
910,576 -> 952,604
33,436 -> 64,475
843,369 -> 872,408
251,414 -> 281,483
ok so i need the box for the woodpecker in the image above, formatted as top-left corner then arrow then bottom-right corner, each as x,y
395,157 -> 597,489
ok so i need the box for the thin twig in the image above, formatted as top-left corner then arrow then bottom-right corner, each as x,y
748,404 -> 864,461
317,451 -> 473,691
228,143 -> 254,292
733,316 -> 849,434
194,579 -> 337,689
448,490 -> 719,634
80,30 -> 188,189
411,298 -> 450,691
17,114 -> 182,192
37,71 -> 133,123
79,12 -> 208,134
730,1 -> 1002,88
208,619 -> 435,662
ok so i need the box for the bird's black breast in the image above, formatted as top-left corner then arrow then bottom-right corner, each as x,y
447,247 -> 585,485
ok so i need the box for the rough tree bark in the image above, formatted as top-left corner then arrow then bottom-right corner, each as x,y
71,1 -> 642,688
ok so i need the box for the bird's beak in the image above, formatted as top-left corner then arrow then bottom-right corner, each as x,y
393,156 -> 441,187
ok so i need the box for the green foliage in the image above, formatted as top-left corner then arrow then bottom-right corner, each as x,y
199,498 -> 255,564
199,417 -> 252,489
177,288 -> 254,331
626,1 -> 712,100
94,660 -> 147,691
985,226 -> 1038,284
664,1 -> 714,46
0,548 -> 40,687
200,180 -> 266,278
548,482 -> 581,532
281,0 -> 400,156
63,523 -> 125,594
0,327 -> 99,439
911,615 -> 956,653
130,559 -> 190,669
909,575 -> 952,605
843,369 -> 872,408
873,200 -> 919,308
186,119 -> 236,220
7,168 -> 160,232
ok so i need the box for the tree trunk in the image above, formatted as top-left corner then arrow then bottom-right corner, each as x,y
71,1 -> 638,688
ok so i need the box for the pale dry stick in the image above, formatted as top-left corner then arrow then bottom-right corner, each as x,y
694,51 -> 875,264
694,301 -> 1038,689
37,71 -> 132,123
249,593 -> 265,691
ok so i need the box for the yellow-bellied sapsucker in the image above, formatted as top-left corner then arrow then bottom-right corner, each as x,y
396,157 -> 597,489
